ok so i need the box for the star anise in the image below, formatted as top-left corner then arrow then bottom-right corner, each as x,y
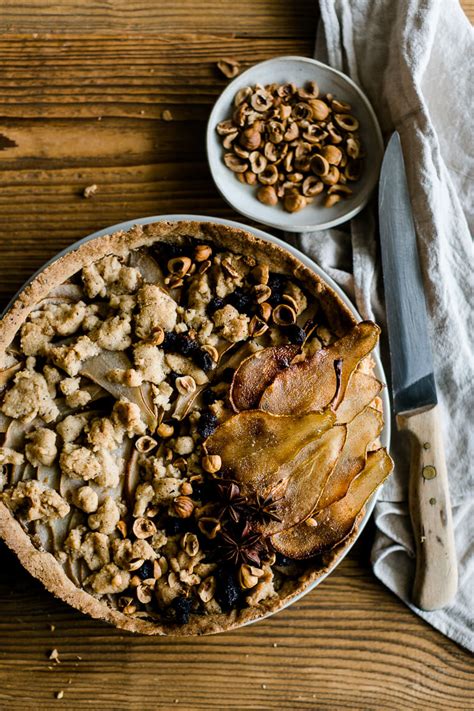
218,521 -> 267,567
246,492 -> 282,525
214,480 -> 247,523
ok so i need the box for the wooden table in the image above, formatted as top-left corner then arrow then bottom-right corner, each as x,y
0,2 -> 472,708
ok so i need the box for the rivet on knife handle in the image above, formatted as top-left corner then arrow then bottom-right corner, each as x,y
397,404 -> 458,611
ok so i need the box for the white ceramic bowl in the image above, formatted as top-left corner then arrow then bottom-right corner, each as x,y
207,56 -> 384,232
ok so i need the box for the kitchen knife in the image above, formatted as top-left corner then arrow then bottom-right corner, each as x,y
378,132 -> 457,611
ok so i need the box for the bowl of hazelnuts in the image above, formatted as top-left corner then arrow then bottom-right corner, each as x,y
207,56 -> 383,232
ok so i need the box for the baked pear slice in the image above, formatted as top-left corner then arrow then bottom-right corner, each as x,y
259,321 -> 380,416
271,448 -> 393,559
335,371 -> 382,424
230,344 -> 300,412
204,408 -> 335,494
317,407 -> 383,510
254,425 -> 346,537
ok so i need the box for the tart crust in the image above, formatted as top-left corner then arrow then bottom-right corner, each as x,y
0,220 -> 366,636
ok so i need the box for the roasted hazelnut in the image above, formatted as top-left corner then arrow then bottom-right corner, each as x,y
249,151 -> 267,174
254,284 -> 272,304
135,435 -> 158,454
257,185 -> 278,206
136,580 -> 156,604
194,244 -> 212,262
297,81 -> 319,100
168,256 -> 192,277
201,344 -> 219,363
157,422 -> 174,438
217,57 -> 240,79
239,564 -> 265,589
197,576 -> 217,603
302,176 -> 324,197
309,99 -> 330,121
267,120 -> 285,143
311,154 -> 330,177
258,302 -> 272,322
202,454 -> 222,474
240,127 -> 261,150
222,130 -> 238,149
283,121 -> 299,142
326,122 -> 343,144
216,119 -> 237,135
302,124 -> 328,144
258,165 -> 278,185
234,86 -> 252,106
251,263 -> 269,284
116,520 -> 127,538
279,103 -> 292,120
327,184 -> 353,196
224,152 -> 248,173
148,326 -> 165,346
175,375 -> 196,396
133,517 -> 157,539
321,145 -> 342,166
173,495 -> 195,518
245,170 -> 257,185
180,481 -> 193,496
345,159 -> 362,181
181,532 -> 200,557
249,315 -> 269,337
334,113 -> 359,131
324,194 -> 342,208
283,192 -> 307,213
250,88 -> 273,112
346,137 -> 360,159
272,303 -> 297,325
331,98 -> 352,112
198,517 -> 221,539
321,165 -> 340,185
234,144 -> 250,159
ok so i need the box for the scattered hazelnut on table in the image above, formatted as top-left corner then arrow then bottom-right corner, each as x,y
217,57 -> 241,79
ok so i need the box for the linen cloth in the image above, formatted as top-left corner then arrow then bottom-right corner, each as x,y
285,0 -> 473,650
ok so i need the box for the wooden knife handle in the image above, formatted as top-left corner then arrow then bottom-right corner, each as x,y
397,404 -> 458,610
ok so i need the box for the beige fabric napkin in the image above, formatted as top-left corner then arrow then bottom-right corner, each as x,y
286,0 -> 473,650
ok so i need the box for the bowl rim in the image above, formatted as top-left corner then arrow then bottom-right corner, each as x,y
206,55 -> 384,232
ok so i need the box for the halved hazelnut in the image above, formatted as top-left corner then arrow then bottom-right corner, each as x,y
321,145 -> 342,166
331,98 -> 352,112
283,122 -> 299,142
302,176 -> 324,197
216,119 -> 236,136
198,517 -> 221,539
258,165 -> 278,185
326,122 -> 343,144
250,88 -> 273,112
251,263 -> 269,284
324,194 -> 342,208
234,144 -> 250,159
133,517 -> 157,539
345,159 -> 362,181
181,532 -> 200,557
272,303 -> 297,325
239,564 -> 265,589
311,154 -> 330,177
327,184 -> 353,196
302,124 -> 328,144
249,315 -> 269,337
254,284 -> 272,303
291,102 -> 313,121
346,137 -> 360,159
175,375 -> 196,396
267,120 -> 285,143
222,131 -> 238,149
157,422 -> 174,438
249,151 -> 267,174
245,170 -> 257,185
321,166 -> 340,185
297,81 -> 319,100
197,576 -> 216,603
135,435 -> 158,454
234,86 -> 252,106
258,302 -> 272,322
168,256 -> 192,276
334,113 -> 359,131
224,152 -> 248,173
257,185 -> 278,206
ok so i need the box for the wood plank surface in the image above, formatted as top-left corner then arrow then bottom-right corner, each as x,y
0,2 -> 472,709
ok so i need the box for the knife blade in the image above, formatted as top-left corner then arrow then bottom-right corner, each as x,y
378,132 -> 457,611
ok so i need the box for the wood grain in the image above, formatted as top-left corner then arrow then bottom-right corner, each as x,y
0,1 -> 472,709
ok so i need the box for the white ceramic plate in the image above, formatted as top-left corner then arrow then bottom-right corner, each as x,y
2,214 -> 390,624
207,56 -> 384,232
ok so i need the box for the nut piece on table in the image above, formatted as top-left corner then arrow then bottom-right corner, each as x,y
217,57 -> 241,79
